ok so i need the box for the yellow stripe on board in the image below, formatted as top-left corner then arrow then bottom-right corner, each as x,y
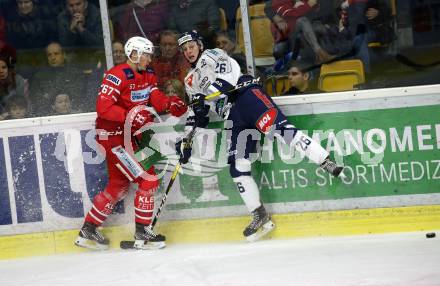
1,205 -> 440,260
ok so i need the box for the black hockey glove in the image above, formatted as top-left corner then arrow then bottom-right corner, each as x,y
192,93 -> 209,115
175,137 -> 193,164
191,93 -> 210,128
186,115 -> 209,128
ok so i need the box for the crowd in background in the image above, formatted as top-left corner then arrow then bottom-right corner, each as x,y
0,0 -> 437,121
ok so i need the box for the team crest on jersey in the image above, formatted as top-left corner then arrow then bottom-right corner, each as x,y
186,74 -> 194,87
256,108 -> 278,134
123,68 -> 135,80
131,87 -> 151,102
105,74 -> 121,86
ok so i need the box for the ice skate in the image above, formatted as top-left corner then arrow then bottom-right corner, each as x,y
320,157 -> 345,178
132,223 -> 166,250
74,222 -> 109,250
243,205 -> 275,242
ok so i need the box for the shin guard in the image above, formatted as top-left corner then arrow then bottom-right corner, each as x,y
85,191 -> 116,226
134,176 -> 159,225
233,176 -> 262,212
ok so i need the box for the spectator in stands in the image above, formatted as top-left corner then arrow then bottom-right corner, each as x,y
163,78 -> 187,103
0,95 -> 29,120
52,93 -> 72,115
151,30 -> 190,89
216,0 -> 239,33
82,40 -> 127,113
363,0 -> 395,64
113,0 -> 169,44
168,0 -> 221,48
266,0 -> 339,64
29,42 -> 85,116
37,0 -> 65,19
283,60 -> 317,95
57,0 -> 104,47
338,0 -> 380,72
327,0 -> 394,72
5,0 -> 58,49
0,54 -> 29,115
215,31 -> 246,71
0,40 -> 16,68
112,40 -> 127,65
365,0 -> 394,44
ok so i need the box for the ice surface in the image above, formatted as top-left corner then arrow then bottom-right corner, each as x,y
1,232 -> 439,286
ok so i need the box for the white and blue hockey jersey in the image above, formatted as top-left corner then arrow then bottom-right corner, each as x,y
183,48 -> 242,118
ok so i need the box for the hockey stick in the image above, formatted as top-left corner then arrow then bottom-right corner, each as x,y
187,77 -> 261,107
395,54 -> 440,70
149,127 -> 197,229
120,127 -> 197,249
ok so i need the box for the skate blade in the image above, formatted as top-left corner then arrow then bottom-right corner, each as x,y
338,169 -> 347,180
133,239 -> 166,250
74,236 -> 109,251
246,220 -> 275,242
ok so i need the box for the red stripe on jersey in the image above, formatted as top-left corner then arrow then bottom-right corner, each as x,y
252,88 -> 273,109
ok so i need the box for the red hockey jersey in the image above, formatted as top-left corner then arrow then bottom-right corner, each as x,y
95,63 -> 170,131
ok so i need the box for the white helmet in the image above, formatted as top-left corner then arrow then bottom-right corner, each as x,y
124,36 -> 154,63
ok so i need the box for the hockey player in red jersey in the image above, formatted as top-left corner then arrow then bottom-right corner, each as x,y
75,36 -> 187,250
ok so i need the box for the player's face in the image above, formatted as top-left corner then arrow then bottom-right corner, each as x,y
181,41 -> 200,64
0,60 -> 8,80
132,50 -> 152,70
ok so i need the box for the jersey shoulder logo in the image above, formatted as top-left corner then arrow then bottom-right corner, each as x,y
146,67 -> 155,74
105,74 -> 121,86
123,68 -> 135,80
256,108 -> 278,134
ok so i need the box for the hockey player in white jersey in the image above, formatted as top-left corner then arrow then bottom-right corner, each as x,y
175,31 -> 344,242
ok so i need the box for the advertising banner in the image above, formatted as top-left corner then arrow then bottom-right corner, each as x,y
0,92 -> 439,236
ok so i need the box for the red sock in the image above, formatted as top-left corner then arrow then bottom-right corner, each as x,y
85,192 -> 115,226
134,188 -> 156,225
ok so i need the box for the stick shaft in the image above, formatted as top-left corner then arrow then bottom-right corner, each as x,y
149,127 -> 197,229
150,163 -> 181,228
